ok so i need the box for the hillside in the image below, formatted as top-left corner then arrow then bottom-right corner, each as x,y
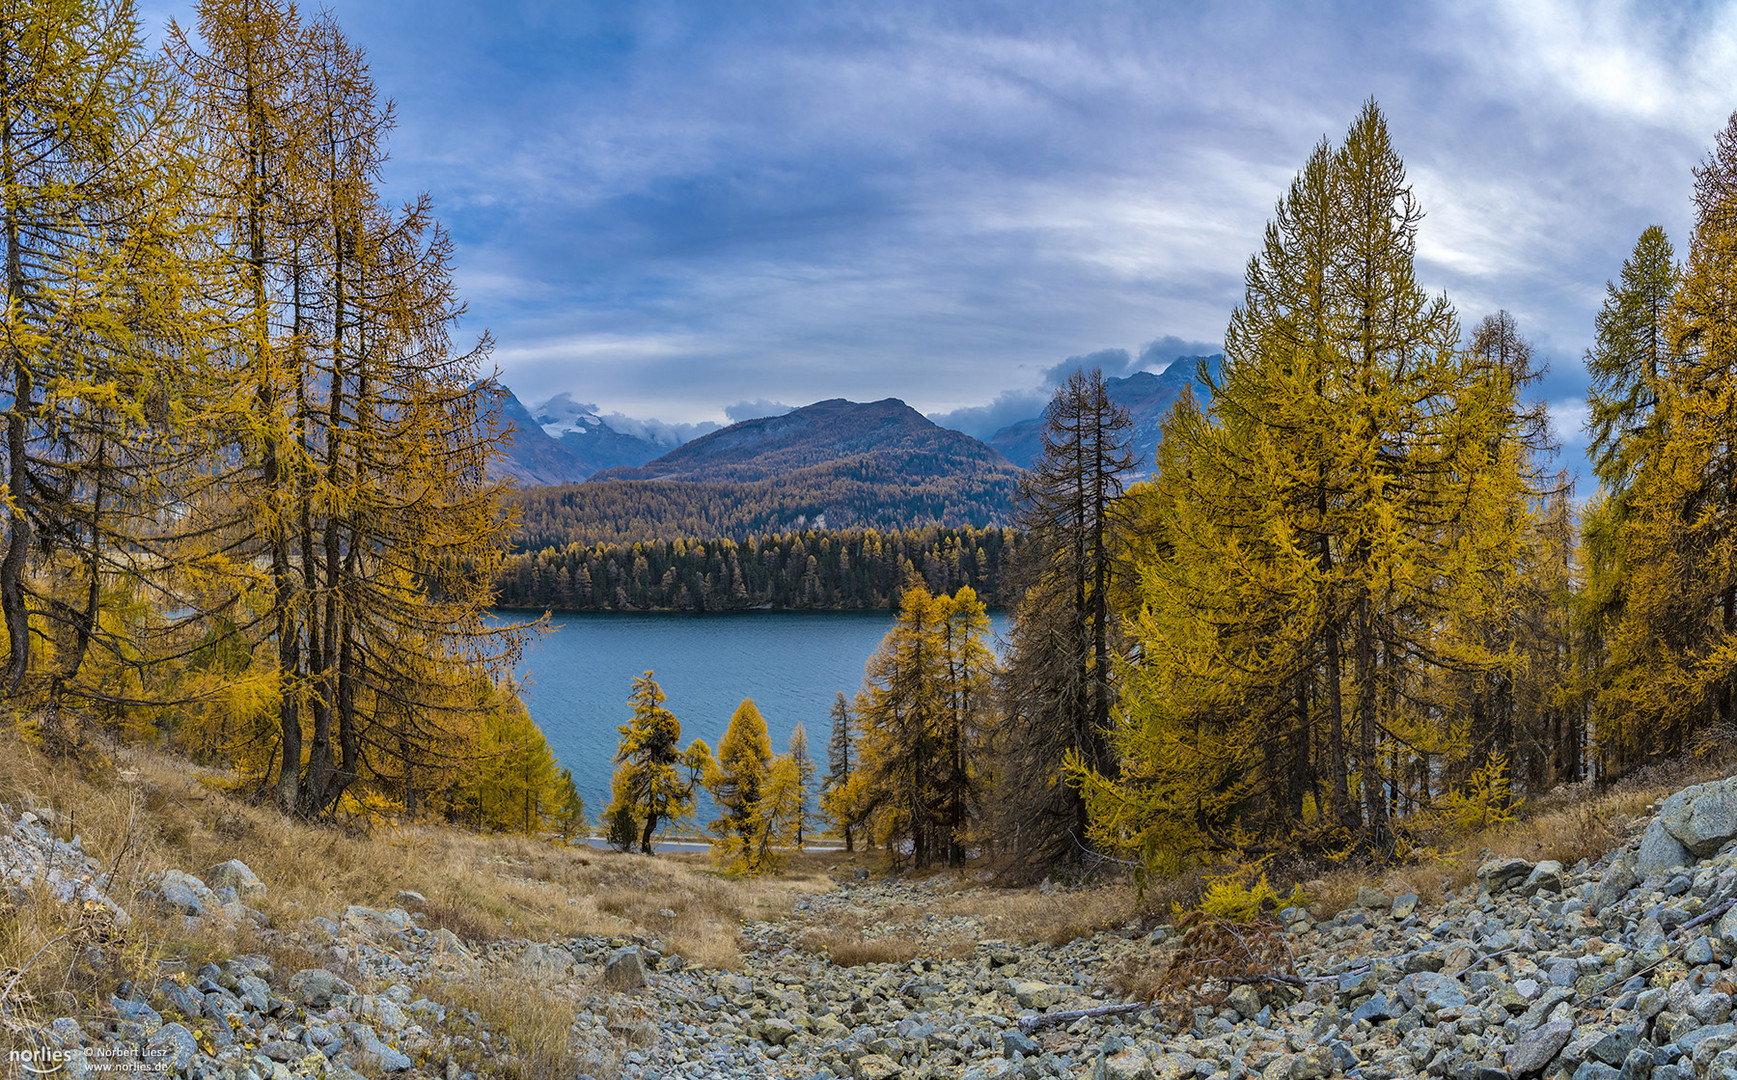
513,398 -> 1023,547
987,357 -> 1219,471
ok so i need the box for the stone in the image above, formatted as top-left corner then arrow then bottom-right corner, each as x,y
393,889 -> 427,908
352,1024 -> 413,1072
204,859 -> 265,896
604,946 -> 649,991
1572,1063 -> 1622,1080
1639,822 -> 1695,875
1392,893 -> 1419,919
1587,1026 -> 1640,1065
1007,978 -> 1067,1010
288,968 -> 354,1008
1592,848 -> 1641,916
1719,904 -> 1737,954
341,904 -> 414,936
1350,993 -> 1398,1022
146,1022 -> 197,1072
1289,1046 -> 1335,1079
1000,1030 -> 1038,1057
1507,1016 -> 1574,1076
1522,861 -> 1566,896
1150,1052 -> 1195,1080
518,942 -> 576,980
854,867 -> 870,881
1226,983 -> 1262,1018
1357,884 -> 1389,909
760,1017 -> 797,1045
855,1052 -> 903,1080
1656,775 -> 1737,856
1099,1045 -> 1153,1080
1480,857 -> 1534,893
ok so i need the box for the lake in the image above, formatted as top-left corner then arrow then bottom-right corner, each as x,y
497,610 -> 1009,823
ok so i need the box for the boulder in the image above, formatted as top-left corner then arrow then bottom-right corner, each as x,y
1638,821 -> 1694,875
288,968 -> 355,1008
1589,848 -> 1639,916
1478,857 -> 1533,893
146,1022 -> 197,1072
1521,861 -> 1565,896
205,859 -> 265,897
517,943 -> 575,981
1007,978 -> 1067,1010
1656,775 -> 1737,856
1356,884 -> 1389,909
604,947 -> 648,991
1507,1016 -> 1573,1077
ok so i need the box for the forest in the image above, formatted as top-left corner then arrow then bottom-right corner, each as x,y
0,0 -> 584,835
507,464 -> 1019,549
493,526 -> 1023,612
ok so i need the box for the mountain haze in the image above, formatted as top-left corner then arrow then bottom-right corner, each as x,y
986,356 -> 1218,471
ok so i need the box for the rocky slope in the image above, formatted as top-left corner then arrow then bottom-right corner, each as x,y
9,774 -> 1737,1080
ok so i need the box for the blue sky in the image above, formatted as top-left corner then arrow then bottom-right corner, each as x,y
144,1 -> 1737,460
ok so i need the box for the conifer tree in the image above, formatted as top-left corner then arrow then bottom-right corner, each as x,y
994,368 -> 1136,871
607,672 -> 709,854
706,698 -> 772,867
821,691 -> 859,851
787,721 -> 816,848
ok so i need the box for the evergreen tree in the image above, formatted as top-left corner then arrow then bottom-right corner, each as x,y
821,691 -> 859,851
787,721 -> 816,848
553,767 -> 586,842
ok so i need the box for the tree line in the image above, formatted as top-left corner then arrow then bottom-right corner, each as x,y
507,468 -> 1018,550
493,526 -> 1024,612
0,0 -> 551,835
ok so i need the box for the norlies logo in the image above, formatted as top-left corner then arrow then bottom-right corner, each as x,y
9,1044 -> 171,1074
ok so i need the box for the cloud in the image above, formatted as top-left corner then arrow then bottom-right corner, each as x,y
724,399 -> 797,422
927,387 -> 1052,441
597,412 -> 721,447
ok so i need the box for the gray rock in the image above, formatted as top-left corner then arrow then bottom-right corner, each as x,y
394,889 -> 427,908
1001,1031 -> 1038,1058
1573,1063 -> 1622,1080
351,1023 -> 413,1072
205,859 -> 265,896
760,1017 -> 797,1045
1391,893 -> 1419,918
1480,857 -> 1534,893
1656,775 -> 1737,856
605,947 -> 649,991
1508,1016 -> 1574,1076
1593,849 -> 1641,915
1357,884 -> 1389,909
1523,861 -> 1566,896
1588,1026 -> 1641,1065
518,942 -> 576,980
1289,1046 -> 1335,1079
1350,993 -> 1398,1022
1719,904 -> 1737,954
288,968 -> 354,1008
1008,978 -> 1067,1010
1639,822 -> 1695,875
1226,983 -> 1262,1018
146,1022 -> 197,1072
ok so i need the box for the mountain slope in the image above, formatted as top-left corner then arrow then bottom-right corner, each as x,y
529,393 -> 673,477
594,397 -> 1015,483
987,356 -> 1219,471
487,387 -> 593,487
512,398 -> 1022,546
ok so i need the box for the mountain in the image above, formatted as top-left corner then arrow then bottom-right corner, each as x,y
486,388 -> 675,486
595,397 -> 1015,483
487,386 -> 593,487
527,393 -> 680,478
512,398 -> 1022,547
986,356 -> 1220,471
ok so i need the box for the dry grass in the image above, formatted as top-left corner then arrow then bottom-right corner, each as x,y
0,720 -> 842,1041
434,963 -> 596,1080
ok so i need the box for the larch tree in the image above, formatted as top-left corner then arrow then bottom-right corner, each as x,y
787,720 -> 815,848
706,697 -> 772,868
993,367 -> 1136,872
607,671 -> 708,854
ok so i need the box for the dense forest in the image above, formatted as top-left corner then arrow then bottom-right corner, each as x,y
509,468 -> 1019,549
494,526 -> 1023,612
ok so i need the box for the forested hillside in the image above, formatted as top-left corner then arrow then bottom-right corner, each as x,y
495,526 -> 1022,611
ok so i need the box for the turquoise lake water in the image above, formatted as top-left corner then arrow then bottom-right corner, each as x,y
496,610 -> 1008,823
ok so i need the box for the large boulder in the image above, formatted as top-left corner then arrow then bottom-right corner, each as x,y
603,947 -> 648,991
288,968 -> 355,1008
1656,775 -> 1737,857
205,859 -> 265,897
1637,822 -> 1694,875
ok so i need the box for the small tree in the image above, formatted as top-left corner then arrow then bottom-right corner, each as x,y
748,755 -> 806,873
706,699 -> 772,867
822,692 -> 858,851
606,804 -> 637,852
787,721 -> 817,848
605,671 -> 708,854
553,767 -> 586,842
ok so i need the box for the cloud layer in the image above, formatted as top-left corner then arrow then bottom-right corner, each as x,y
145,1 -> 1737,474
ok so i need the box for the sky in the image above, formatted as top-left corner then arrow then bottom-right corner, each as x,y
142,0 -> 1737,463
